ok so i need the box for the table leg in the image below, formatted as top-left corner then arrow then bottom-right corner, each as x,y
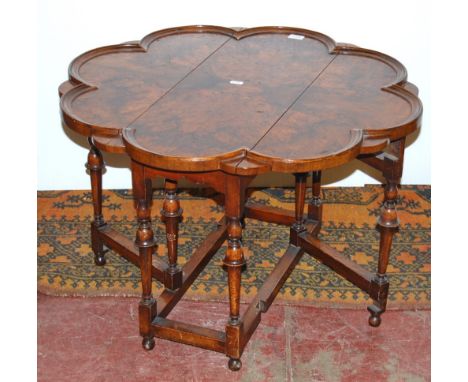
224,216 -> 244,326
308,170 -> 323,228
224,215 -> 244,371
223,175 -> 251,371
86,137 -> 107,266
368,138 -> 404,327
131,157 -> 153,209
161,179 -> 183,290
133,163 -> 157,350
291,173 -> 308,245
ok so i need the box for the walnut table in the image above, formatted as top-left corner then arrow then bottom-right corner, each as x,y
59,25 -> 422,371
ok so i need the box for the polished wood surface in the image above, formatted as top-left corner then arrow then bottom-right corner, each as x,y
60,25 -> 422,175
59,25 -> 422,371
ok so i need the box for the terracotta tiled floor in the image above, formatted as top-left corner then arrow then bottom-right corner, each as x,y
37,293 -> 430,381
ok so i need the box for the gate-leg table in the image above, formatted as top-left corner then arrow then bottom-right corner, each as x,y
59,25 -> 422,371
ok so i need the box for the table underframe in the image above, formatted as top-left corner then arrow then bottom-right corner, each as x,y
86,137 -> 405,371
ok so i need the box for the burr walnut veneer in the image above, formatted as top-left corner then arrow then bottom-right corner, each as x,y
59,25 -> 422,371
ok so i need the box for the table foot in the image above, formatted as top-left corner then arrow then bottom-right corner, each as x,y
94,252 -> 107,266
142,336 -> 155,351
367,304 -> 384,327
91,224 -> 108,266
228,358 -> 242,371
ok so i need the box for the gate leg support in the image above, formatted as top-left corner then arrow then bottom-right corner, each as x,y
86,137 -> 107,266
133,162 -> 158,349
367,138 -> 404,327
368,181 -> 399,327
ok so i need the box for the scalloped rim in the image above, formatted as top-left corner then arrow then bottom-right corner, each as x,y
59,25 -> 423,173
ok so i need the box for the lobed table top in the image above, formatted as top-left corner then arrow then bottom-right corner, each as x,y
59,25 -> 422,175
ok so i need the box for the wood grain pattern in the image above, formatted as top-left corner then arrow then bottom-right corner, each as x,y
127,34 -> 334,159
61,32 -> 230,136
60,25 -> 422,175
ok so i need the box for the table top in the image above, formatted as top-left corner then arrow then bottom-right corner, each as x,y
60,25 -> 422,175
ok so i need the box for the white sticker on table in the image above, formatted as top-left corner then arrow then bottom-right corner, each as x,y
288,34 -> 304,40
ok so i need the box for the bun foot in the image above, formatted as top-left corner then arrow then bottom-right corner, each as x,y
228,358 -> 242,371
94,253 -> 106,266
367,304 -> 383,327
142,336 -> 155,351
368,314 -> 382,327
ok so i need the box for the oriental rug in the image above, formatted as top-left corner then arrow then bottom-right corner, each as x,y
37,185 -> 430,309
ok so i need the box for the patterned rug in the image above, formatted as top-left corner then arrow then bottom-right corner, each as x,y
37,185 -> 430,309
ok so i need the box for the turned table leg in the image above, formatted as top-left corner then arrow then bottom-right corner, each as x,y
308,171 -> 323,229
161,179 -> 183,290
86,137 -> 107,266
368,180 -> 399,327
368,138 -> 404,327
224,215 -> 244,371
224,216 -> 244,326
132,162 -> 157,350
291,173 -> 308,245
223,175 -> 252,371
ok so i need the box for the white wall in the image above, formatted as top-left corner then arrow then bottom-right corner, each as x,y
38,0 -> 430,190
